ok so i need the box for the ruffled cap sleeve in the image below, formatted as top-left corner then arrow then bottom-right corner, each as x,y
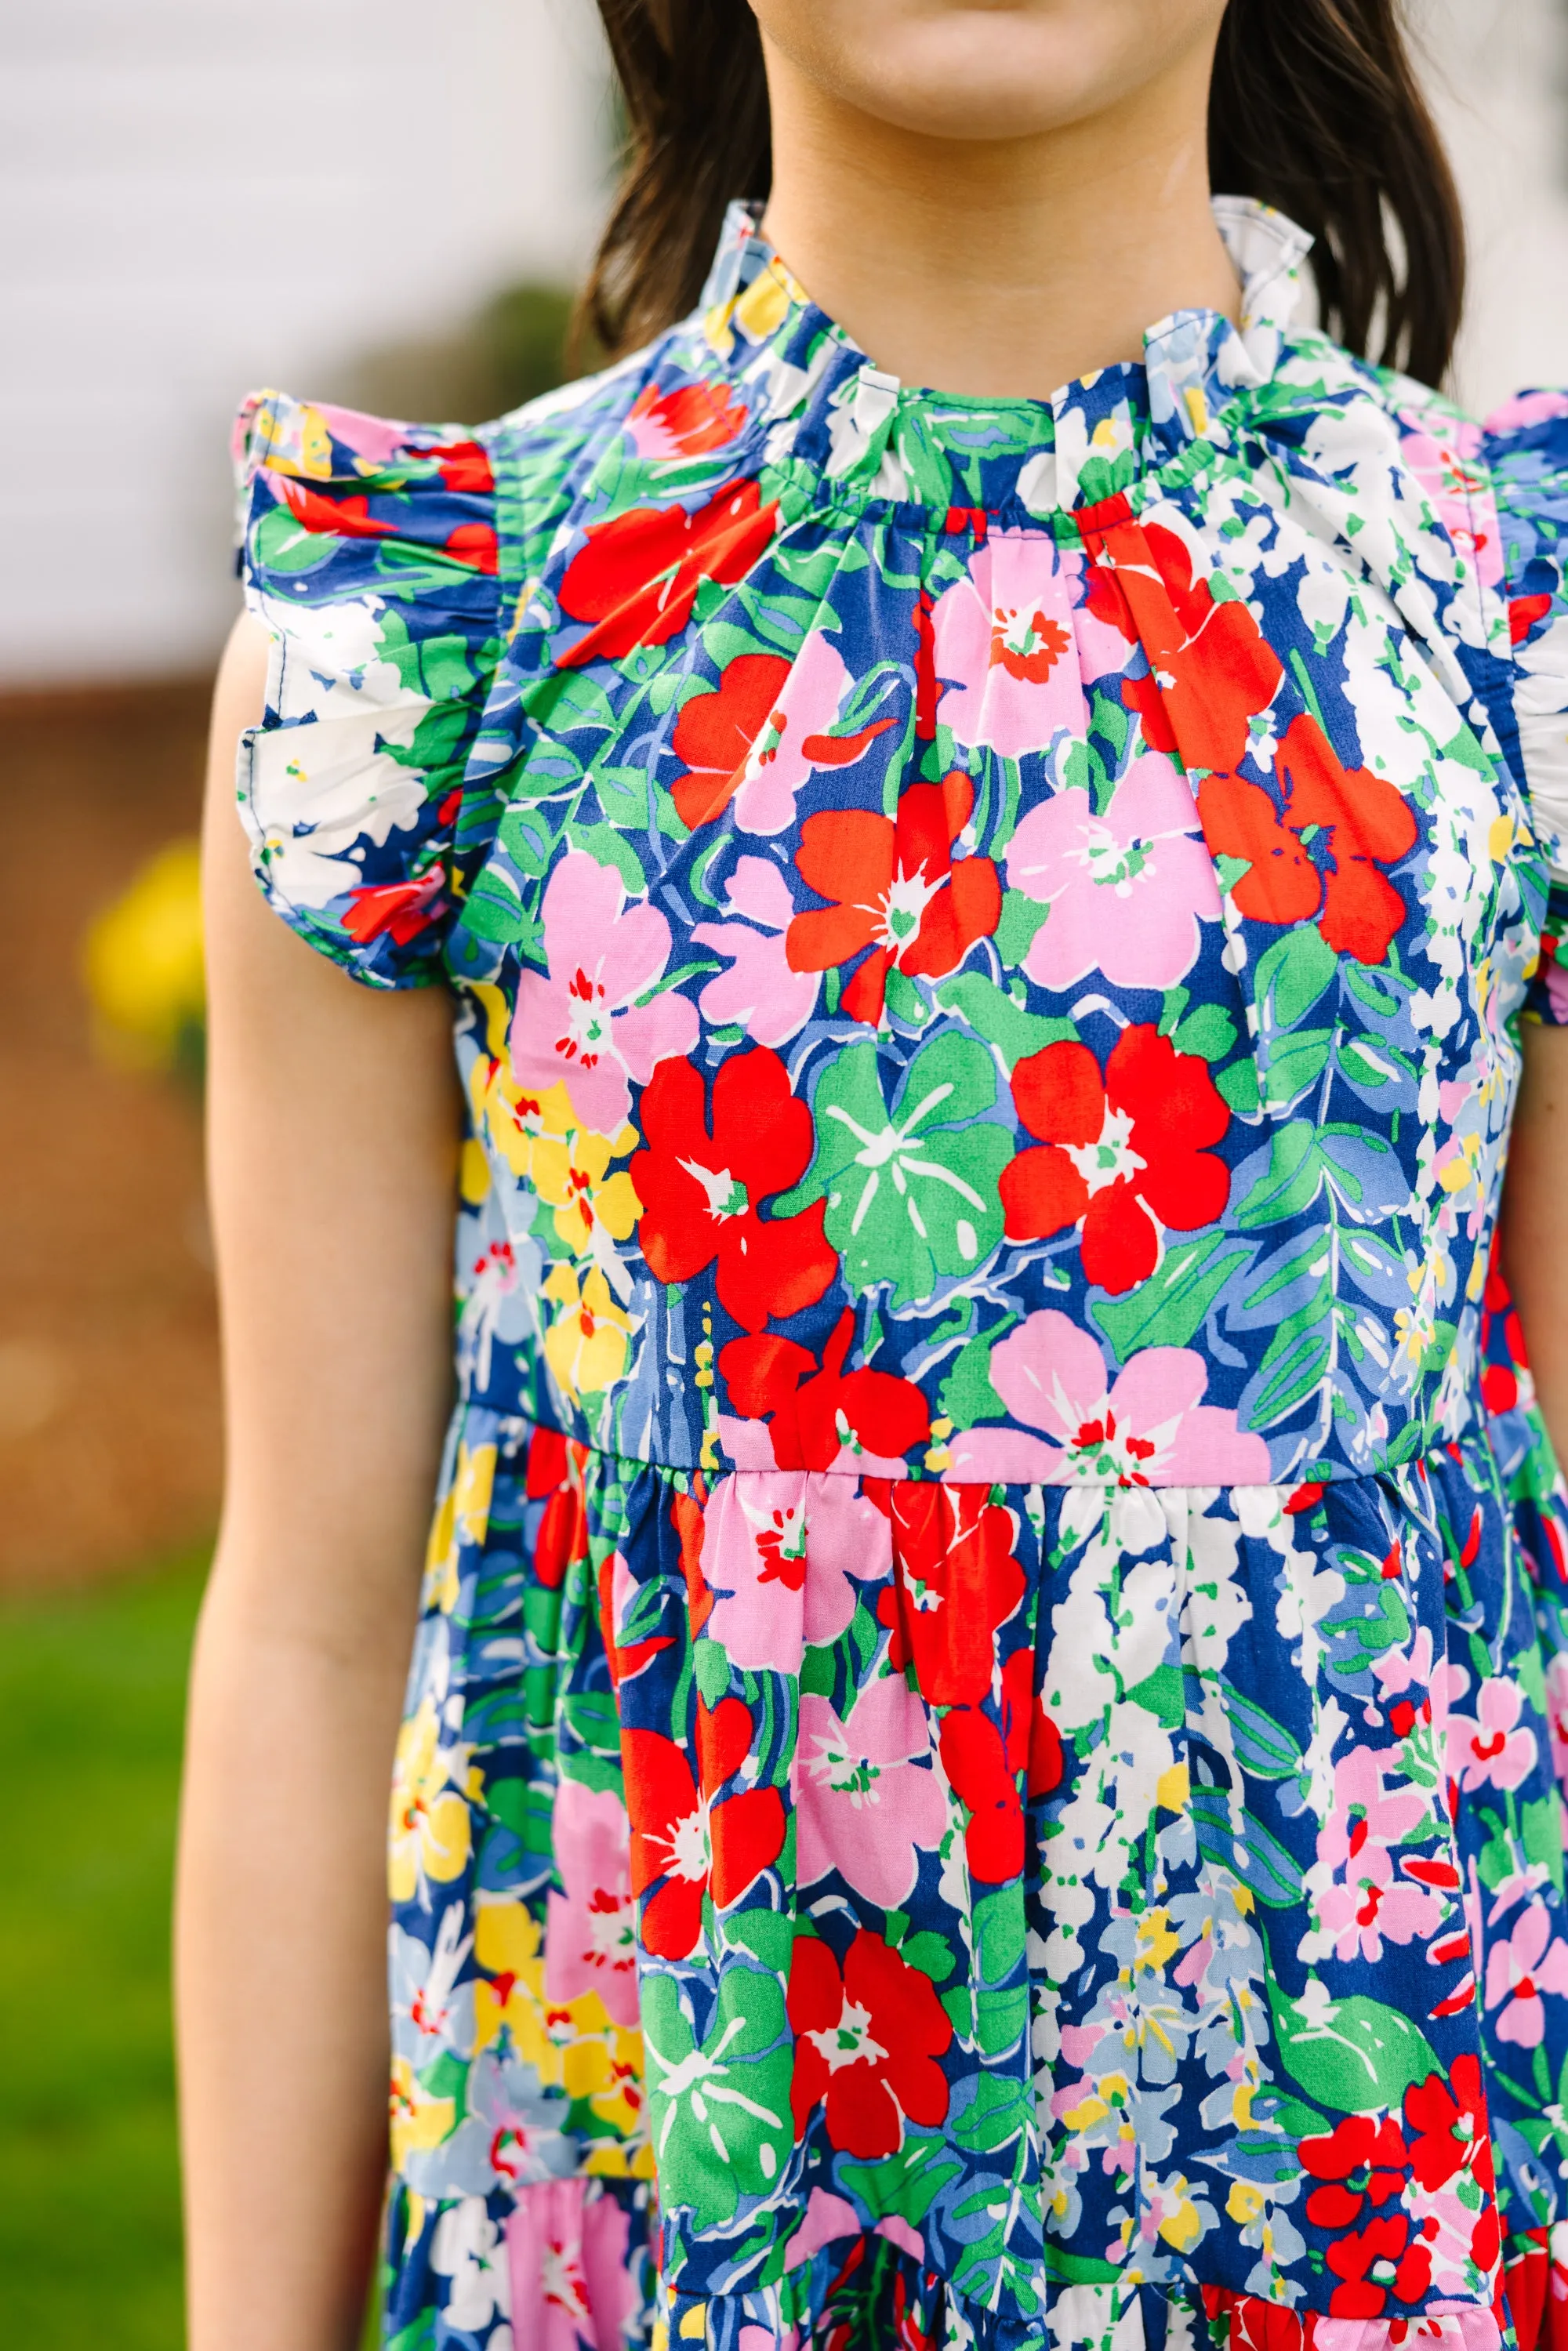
1486,389 -> 1568,1024
232,390 -> 503,988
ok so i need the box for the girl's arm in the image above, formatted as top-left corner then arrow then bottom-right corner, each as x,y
1501,1022 -> 1568,1467
176,615 -> 463,2351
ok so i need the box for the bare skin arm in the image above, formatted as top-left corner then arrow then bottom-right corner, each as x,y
1501,1021 -> 1568,1470
176,613 -> 462,2351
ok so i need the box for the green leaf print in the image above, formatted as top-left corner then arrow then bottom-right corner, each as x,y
779,1031 -> 1011,1306
938,1323 -> 1012,1425
1255,924 -> 1338,1030
840,2134 -> 963,2227
1091,1231 -> 1251,1362
1235,1123 -> 1323,1228
1171,1003 -> 1239,1062
1261,1029 -> 1334,1111
1191,1788 -> 1304,1908
936,971 -> 1076,1069
642,1968 -> 793,2233
1269,1983 -> 1441,2114
991,888 -> 1051,968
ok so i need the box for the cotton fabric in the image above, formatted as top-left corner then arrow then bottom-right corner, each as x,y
233,199 -> 1568,2351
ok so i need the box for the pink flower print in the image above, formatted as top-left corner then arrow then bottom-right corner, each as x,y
544,1777 -> 639,2027
946,1310 -> 1269,1486
1370,1622 -> 1435,1702
783,2187 -> 862,2273
702,1471 -> 891,1674
510,851 -> 699,1134
930,531 -> 1088,756
692,856 -> 818,1044
507,2179 -> 636,2351
1004,753 -> 1221,992
1398,420 -> 1505,594
796,1676 -> 948,1909
1314,1837 -> 1444,1965
731,627 -> 893,837
1486,390 -> 1568,432
1485,1899 -> 1568,2046
1312,1744 -> 1446,1964
1447,1676 -> 1538,1794
1544,1653 -> 1568,1795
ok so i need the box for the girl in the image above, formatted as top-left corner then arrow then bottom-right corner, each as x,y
177,6 -> 1568,2349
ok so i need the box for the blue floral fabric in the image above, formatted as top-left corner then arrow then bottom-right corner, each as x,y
231,202 -> 1568,2351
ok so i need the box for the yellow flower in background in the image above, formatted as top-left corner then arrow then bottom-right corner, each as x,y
532,1125 -> 641,1257
542,1264 -> 633,1400
82,838 -> 205,1076
389,1699 -> 471,1903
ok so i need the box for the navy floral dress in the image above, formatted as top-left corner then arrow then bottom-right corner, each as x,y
232,198 -> 1568,2351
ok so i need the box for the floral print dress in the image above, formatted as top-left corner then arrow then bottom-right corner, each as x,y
233,198 -> 1568,2351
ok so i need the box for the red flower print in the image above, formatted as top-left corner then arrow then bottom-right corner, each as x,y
525,1425 -> 590,1591
1079,508 -> 1284,774
557,479 -> 778,667
1000,1025 -> 1229,1295
441,520 -> 499,574
720,1309 -> 931,1471
991,604 -> 1071,683
1299,2113 -> 1409,2230
787,1928 -> 952,2156
1323,2212 -> 1428,2317
1403,2056 -> 1496,2197
1510,592 -> 1552,644
622,1695 -> 785,1960
1201,2288 -> 1310,2351
870,1481 -> 1024,1707
426,439 -> 495,495
276,476 -> 397,541
938,1649 -> 1047,1882
1198,713 -> 1418,966
626,379 -> 749,459
342,869 -> 448,947
670,653 -> 790,830
630,1047 -> 837,1333
596,1551 -> 673,1689
786,774 -> 1002,1024
670,651 -> 898,832
670,1486 -> 715,1639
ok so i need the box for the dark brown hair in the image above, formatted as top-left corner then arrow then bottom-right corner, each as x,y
580,0 -> 1465,387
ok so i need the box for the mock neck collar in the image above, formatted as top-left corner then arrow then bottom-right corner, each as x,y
691,194 -> 1314,515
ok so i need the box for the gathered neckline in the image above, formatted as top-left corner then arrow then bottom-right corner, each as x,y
684,194 -> 1317,517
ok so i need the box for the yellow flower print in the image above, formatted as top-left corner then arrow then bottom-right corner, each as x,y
249,393 -> 332,479
542,1263 -> 633,1401
532,1126 -> 641,1257
423,1440 -> 498,1614
1132,1907 -> 1181,1975
389,1699 -> 472,1904
471,1060 -> 576,1181
1156,2175 -> 1204,2252
466,989 -> 576,1178
389,2054 -> 456,2176
473,1899 -> 547,2055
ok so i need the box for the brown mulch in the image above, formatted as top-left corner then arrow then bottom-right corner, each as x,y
0,679 -> 222,1587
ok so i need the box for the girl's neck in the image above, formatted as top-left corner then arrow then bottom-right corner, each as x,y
759,38 -> 1239,401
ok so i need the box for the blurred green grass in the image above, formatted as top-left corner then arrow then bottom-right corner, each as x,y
0,1554 -> 207,2349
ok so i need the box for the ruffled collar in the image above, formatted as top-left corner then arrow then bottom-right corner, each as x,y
692,194 -> 1312,515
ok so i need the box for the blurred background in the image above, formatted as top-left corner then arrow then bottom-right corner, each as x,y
2,1 -> 1566,2342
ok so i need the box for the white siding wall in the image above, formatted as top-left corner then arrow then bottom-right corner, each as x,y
0,0 -> 610,682
1,0 -> 1564,684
